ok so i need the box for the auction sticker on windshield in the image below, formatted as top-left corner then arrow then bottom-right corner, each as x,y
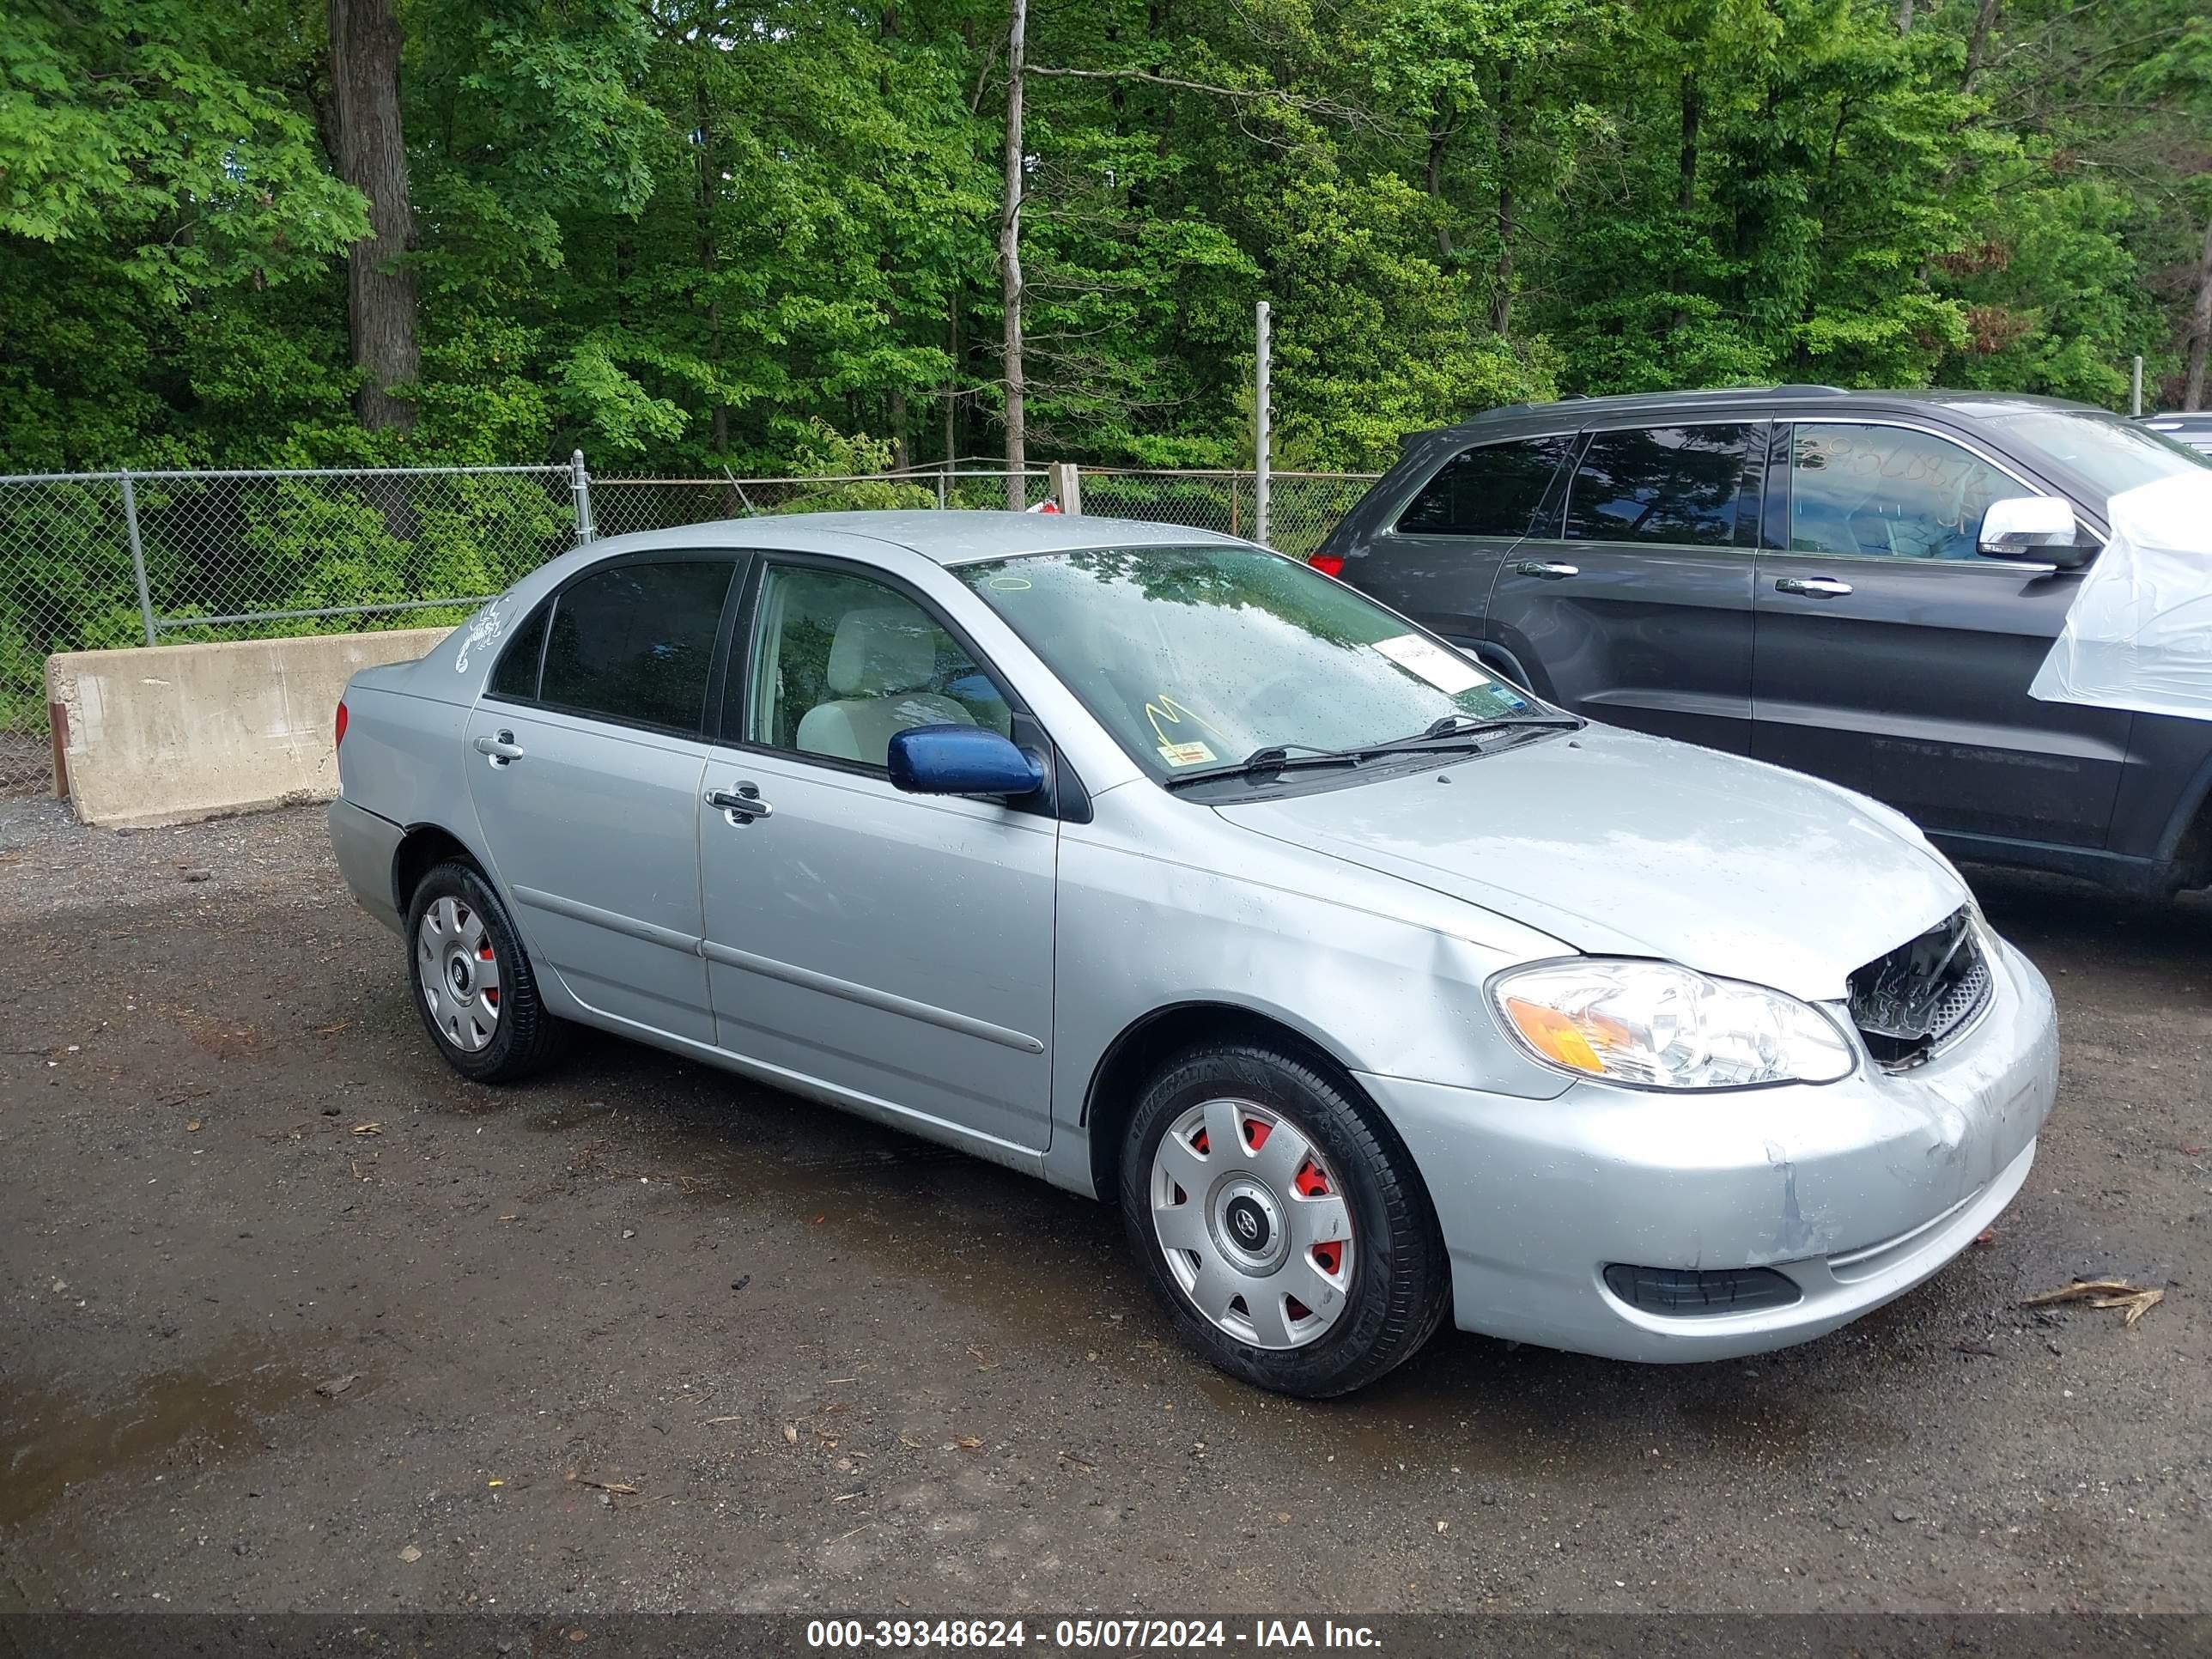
1158,741 -> 1218,767
1372,633 -> 1488,695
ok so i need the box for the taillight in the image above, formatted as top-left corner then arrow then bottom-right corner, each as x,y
1308,551 -> 1346,578
335,699 -> 349,750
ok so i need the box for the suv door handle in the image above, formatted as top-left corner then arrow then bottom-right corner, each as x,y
1774,576 -> 1854,599
1514,560 -> 1579,580
472,730 -> 525,765
706,782 -> 773,823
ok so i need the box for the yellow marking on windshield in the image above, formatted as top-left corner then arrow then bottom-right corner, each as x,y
1145,694 -> 1225,750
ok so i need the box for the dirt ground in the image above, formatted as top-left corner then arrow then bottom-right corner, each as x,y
1,799 -> 2205,1616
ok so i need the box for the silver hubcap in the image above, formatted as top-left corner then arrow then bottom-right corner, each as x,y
417,896 -> 501,1054
1149,1097 -> 1354,1350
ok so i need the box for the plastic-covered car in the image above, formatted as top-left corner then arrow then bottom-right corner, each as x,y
330,512 -> 2057,1397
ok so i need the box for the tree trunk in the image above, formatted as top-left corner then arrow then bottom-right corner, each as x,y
1670,72 -> 1702,333
2186,213 -> 2212,411
1896,0 -> 1914,33
944,302 -> 962,464
1000,0 -> 1028,508
1490,174 -> 1514,337
326,0 -> 418,431
1961,0 -> 2002,91
1488,65 -> 1513,337
1426,126 -> 1453,263
694,65 -> 727,454
1678,74 -> 1700,215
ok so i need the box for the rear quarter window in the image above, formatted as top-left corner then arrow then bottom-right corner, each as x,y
485,603 -> 548,701
1395,436 -> 1573,538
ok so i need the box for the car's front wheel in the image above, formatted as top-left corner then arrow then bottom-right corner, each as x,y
1120,1041 -> 1449,1397
405,859 -> 568,1083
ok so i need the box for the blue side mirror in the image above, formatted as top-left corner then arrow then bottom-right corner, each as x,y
888,725 -> 1046,798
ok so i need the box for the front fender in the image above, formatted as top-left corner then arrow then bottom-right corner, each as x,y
1041,785 -> 1572,1196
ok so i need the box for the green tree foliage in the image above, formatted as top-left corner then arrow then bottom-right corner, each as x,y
3,0 -> 2209,483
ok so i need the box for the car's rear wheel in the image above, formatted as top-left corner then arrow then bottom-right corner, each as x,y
406,860 -> 568,1083
1120,1041 -> 1449,1398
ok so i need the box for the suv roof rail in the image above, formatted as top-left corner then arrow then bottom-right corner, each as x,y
1443,381 -> 1848,430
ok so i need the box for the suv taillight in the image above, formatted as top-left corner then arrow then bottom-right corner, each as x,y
335,699 -> 349,750
1308,552 -> 1346,578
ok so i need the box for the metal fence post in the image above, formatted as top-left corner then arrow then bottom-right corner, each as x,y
1254,301 -> 1272,547
936,465 -> 950,510
2131,356 -> 2144,416
571,449 -> 597,544
120,471 -> 156,646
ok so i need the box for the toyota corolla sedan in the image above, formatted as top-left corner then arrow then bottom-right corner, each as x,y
330,512 -> 2057,1397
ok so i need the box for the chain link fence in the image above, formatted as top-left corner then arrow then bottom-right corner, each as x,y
0,463 -> 583,794
1078,470 -> 1379,562
591,465 -> 1054,539
1,458 -> 1373,797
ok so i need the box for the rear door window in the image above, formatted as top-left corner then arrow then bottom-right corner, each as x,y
1565,424 -> 1759,547
537,557 -> 737,733
1395,435 -> 1574,538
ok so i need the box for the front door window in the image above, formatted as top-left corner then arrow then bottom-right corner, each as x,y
1788,423 -> 2014,562
738,565 -> 1012,768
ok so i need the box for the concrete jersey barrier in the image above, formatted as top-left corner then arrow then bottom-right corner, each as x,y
45,628 -> 453,829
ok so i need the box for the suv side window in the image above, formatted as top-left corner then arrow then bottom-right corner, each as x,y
1395,435 -> 1574,538
536,557 -> 736,732
737,563 -> 1012,769
1788,422 -> 2014,562
1565,424 -> 1758,547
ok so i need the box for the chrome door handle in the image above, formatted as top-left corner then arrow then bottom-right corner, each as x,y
472,730 -> 524,765
1774,576 -> 1854,599
1514,560 -> 1579,580
706,782 -> 773,823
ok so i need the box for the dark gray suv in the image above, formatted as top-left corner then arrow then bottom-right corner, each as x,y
1312,386 -> 2212,896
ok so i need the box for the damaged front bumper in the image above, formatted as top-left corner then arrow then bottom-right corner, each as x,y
1361,933 -> 2059,1364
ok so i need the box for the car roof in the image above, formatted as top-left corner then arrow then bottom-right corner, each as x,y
574,510 -> 1249,568
1421,386 -> 2111,441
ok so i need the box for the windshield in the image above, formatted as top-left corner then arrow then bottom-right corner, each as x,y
957,544 -> 1547,781
1985,410 -> 2211,506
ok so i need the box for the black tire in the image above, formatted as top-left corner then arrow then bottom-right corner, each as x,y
1118,1041 -> 1450,1398
404,859 -> 569,1084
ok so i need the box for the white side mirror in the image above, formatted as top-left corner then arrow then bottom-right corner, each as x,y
1978,496 -> 2090,568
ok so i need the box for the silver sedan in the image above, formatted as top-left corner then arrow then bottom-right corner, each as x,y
330,513 -> 2057,1397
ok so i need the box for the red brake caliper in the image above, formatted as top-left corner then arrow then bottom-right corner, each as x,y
1298,1159 -> 1340,1279
479,942 -> 498,1004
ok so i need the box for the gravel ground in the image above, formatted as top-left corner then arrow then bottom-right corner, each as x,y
0,801 -> 2204,1614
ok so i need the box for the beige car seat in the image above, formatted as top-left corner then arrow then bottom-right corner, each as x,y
795,605 -> 974,764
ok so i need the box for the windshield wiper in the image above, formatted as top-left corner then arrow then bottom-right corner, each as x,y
1163,743 -> 1367,788
1164,714 -> 1583,790
1354,711 -> 1583,757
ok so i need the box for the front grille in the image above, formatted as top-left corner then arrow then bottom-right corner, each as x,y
1846,906 -> 1992,1071
1601,1263 -> 1802,1316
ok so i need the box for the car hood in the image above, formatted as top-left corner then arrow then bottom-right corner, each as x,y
1212,726 -> 1967,1002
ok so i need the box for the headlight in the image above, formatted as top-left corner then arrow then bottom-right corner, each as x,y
1492,959 -> 1855,1090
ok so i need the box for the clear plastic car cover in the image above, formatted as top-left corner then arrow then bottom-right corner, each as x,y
2029,471 -> 2212,721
